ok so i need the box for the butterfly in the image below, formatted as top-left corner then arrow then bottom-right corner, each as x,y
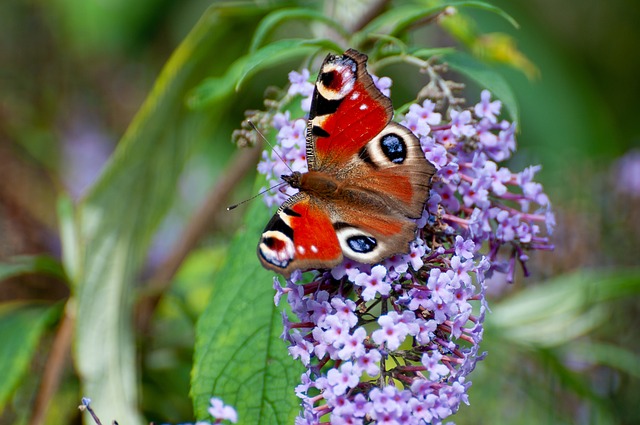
258,49 -> 436,278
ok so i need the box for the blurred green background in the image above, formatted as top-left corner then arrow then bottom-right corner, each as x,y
1,0 -> 639,424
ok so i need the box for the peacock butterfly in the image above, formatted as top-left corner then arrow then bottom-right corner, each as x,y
258,49 -> 436,277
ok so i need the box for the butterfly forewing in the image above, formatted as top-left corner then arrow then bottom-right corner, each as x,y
306,49 -> 393,172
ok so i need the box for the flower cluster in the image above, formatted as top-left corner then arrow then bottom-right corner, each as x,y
257,67 -> 553,424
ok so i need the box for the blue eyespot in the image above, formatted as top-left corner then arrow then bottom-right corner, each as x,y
380,133 -> 407,164
347,235 -> 377,253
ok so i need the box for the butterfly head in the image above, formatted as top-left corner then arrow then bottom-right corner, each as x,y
282,172 -> 303,190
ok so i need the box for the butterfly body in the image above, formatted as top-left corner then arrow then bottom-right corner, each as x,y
259,49 -> 436,277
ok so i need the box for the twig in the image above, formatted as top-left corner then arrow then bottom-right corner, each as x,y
29,302 -> 75,425
78,398 -> 103,425
136,143 -> 262,333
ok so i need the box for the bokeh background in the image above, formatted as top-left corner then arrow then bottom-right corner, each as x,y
1,0 -> 639,424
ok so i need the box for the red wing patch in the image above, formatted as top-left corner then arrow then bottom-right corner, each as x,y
314,81 -> 390,167
258,194 -> 343,277
289,200 -> 342,263
307,50 -> 393,171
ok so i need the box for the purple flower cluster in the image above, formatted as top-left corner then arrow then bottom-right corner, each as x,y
258,68 -> 553,424
406,93 -> 555,282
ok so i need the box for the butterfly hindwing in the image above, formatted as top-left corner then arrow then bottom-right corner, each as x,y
258,193 -> 343,277
328,196 -> 419,265
258,190 -> 418,277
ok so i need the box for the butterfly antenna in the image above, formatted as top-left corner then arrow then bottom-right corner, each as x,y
248,120 -> 294,174
226,181 -> 287,211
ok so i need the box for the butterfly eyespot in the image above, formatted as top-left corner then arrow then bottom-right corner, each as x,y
380,133 -> 407,164
259,230 -> 295,269
347,235 -> 377,253
262,238 -> 278,249
263,236 -> 279,249
316,60 -> 356,101
320,70 -> 337,89
334,226 -> 383,262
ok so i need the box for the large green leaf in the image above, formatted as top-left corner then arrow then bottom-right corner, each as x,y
460,269 -> 640,424
571,340 -> 640,379
0,303 -> 60,412
192,199 -> 304,425
394,2 -> 516,37
58,195 -> 80,284
235,38 -> 342,90
188,38 -> 342,109
187,56 -> 247,109
443,50 -> 519,122
66,6 -> 265,424
489,269 -> 640,347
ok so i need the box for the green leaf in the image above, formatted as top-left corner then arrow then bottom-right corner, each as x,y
442,51 -> 519,122
452,0 -> 519,28
471,270 -> 640,424
489,269 -> 640,348
249,8 -> 348,53
192,199 -> 304,424
0,302 -> 60,411
187,56 -> 247,109
410,47 -> 457,59
0,255 -> 66,282
357,5 -> 432,39
189,37 -> 341,109
571,341 -> 640,379
236,38 -> 342,91
69,6 -> 264,424
357,1 -> 517,40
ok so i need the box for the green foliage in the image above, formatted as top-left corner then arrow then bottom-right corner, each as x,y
0,256 -> 66,283
249,8 -> 349,52
235,39 -> 342,91
359,0 -> 517,39
63,4 -> 267,424
444,51 -> 519,121
489,269 -> 640,350
141,248 -> 223,422
188,38 -> 341,109
455,269 -> 640,425
192,200 -> 304,424
0,303 -> 60,411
